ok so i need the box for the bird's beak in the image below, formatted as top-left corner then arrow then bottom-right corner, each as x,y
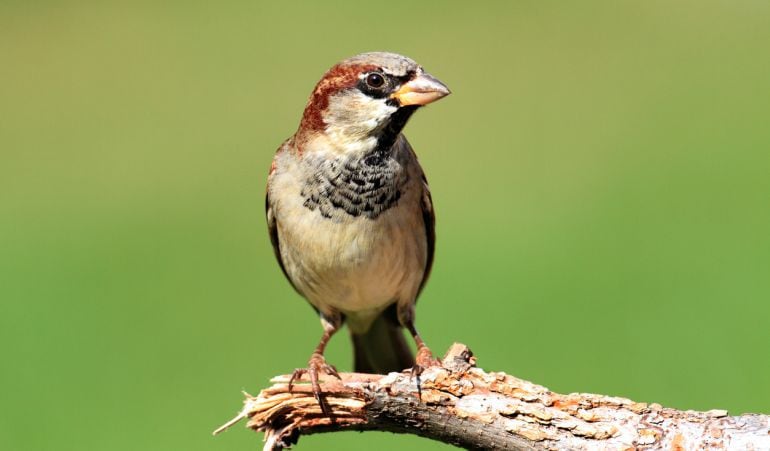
391,72 -> 451,106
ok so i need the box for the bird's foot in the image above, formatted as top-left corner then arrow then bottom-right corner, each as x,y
288,353 -> 341,414
409,345 -> 441,380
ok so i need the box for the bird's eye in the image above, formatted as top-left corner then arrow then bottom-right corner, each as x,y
365,73 -> 385,88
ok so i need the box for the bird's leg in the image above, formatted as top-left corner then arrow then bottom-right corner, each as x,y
398,303 -> 440,378
404,319 -> 441,401
288,315 -> 342,414
405,320 -> 441,377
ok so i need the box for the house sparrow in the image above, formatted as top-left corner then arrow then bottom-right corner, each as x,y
265,52 -> 450,408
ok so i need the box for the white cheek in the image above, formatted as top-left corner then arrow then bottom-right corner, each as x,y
365,97 -> 398,126
322,91 -> 397,154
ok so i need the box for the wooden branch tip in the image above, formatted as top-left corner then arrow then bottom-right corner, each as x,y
215,343 -> 770,450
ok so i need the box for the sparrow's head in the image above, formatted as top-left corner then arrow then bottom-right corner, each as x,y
297,52 -> 450,154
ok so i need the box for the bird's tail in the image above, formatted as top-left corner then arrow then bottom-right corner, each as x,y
350,306 -> 414,374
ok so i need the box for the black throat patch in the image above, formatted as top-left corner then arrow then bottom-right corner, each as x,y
301,106 -> 417,219
300,149 -> 408,220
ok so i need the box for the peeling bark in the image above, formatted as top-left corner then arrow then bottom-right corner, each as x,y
214,343 -> 770,450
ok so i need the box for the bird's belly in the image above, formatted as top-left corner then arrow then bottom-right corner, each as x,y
278,204 -> 426,329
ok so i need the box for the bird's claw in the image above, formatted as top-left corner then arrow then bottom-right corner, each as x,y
416,345 -> 441,370
288,353 -> 341,414
409,345 -> 441,391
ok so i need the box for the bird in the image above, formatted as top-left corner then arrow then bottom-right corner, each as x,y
265,52 -> 450,407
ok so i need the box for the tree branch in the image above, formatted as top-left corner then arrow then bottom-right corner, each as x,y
214,343 -> 770,450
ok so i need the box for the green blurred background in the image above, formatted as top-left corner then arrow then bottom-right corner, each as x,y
2,1 -> 769,450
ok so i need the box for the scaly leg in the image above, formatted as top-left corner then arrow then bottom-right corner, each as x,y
288,315 -> 341,414
398,303 -> 440,377
405,320 -> 441,377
